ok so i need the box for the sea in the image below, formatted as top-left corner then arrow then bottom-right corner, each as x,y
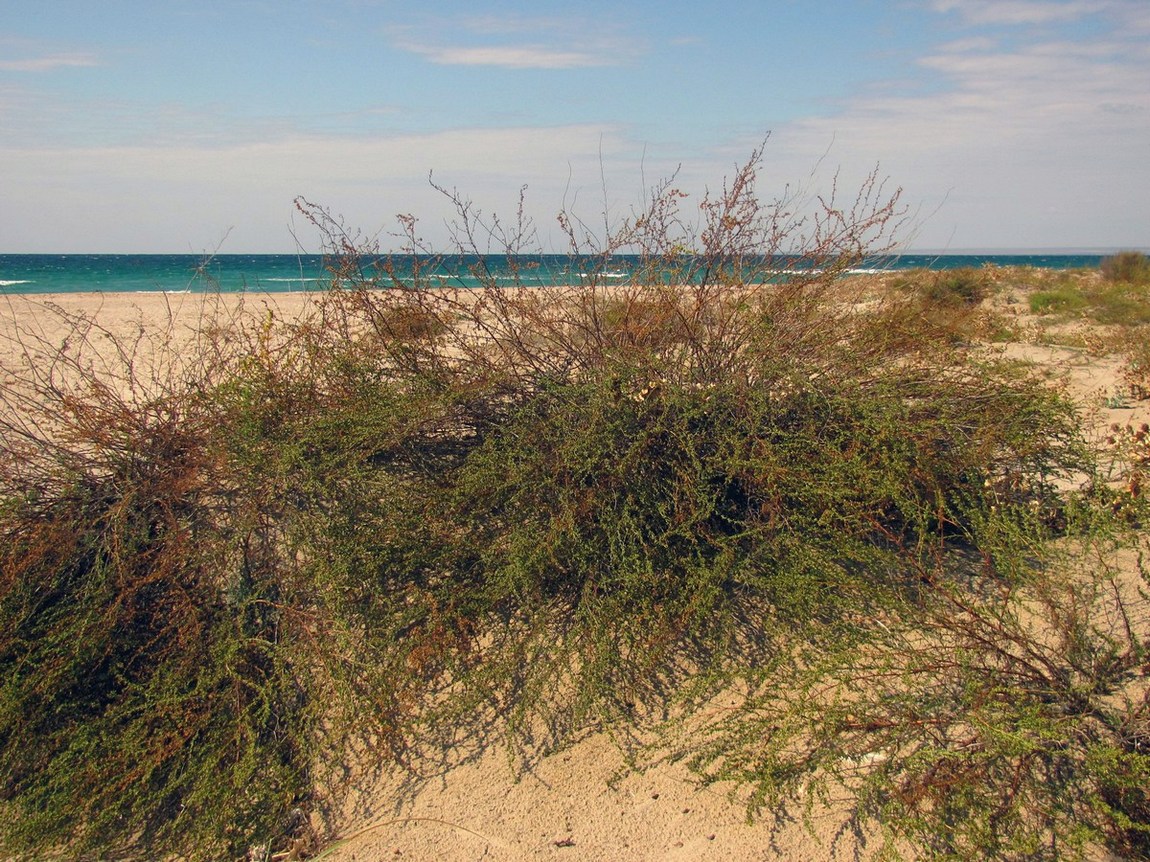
0,252 -> 1118,295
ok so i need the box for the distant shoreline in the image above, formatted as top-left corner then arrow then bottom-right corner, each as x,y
2,247 -> 1146,256
0,252 -> 1124,296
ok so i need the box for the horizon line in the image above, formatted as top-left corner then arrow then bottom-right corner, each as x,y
3,247 -> 1148,257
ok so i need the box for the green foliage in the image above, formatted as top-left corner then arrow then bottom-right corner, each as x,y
0,305 -> 459,860
886,267 -> 1004,344
0,392 -> 318,859
1026,272 -> 1150,326
1119,331 -> 1150,401
1088,283 -> 1150,326
1030,285 -> 1089,315
447,367 -> 1082,730
677,529 -> 1150,861
893,266 -> 991,306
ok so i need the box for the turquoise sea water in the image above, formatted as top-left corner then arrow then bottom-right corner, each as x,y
0,252 -> 1112,295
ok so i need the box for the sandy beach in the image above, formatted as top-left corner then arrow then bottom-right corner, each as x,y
0,290 -> 321,363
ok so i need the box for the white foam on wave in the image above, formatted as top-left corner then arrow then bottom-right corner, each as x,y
0,280 -> 33,286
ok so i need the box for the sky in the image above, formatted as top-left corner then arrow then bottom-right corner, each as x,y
1,0 -> 1148,253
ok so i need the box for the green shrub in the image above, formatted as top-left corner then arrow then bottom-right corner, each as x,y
1120,330 -> 1150,400
1026,272 -> 1150,325
0,387 -> 319,860
677,529 -> 1150,861
885,267 -> 1002,344
0,305 -> 448,860
444,364 -> 1086,729
893,266 -> 991,305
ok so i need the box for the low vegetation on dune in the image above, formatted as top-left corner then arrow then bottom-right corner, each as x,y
1026,252 -> 1150,326
1,154 -> 1148,861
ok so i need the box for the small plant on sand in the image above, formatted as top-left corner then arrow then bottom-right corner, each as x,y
1030,284 -> 1090,315
1119,330 -> 1150,402
1026,269 -> 1150,327
886,267 -> 1002,343
1088,282 -> 1150,326
893,266 -> 991,306
924,265 -> 993,306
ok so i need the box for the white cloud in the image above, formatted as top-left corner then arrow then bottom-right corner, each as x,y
1118,7 -> 1150,32
934,36 -> 1000,53
753,1 -> 1150,248
0,52 -> 100,72
930,0 -> 1106,26
395,43 -> 611,69
453,15 -> 583,37
386,16 -> 635,70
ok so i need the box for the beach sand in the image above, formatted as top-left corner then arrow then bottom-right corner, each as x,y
0,290 -> 320,365
2,284 -> 1145,862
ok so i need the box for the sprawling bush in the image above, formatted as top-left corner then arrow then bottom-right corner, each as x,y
0,338 -> 316,858
677,522 -> 1150,858
0,148 -> 1145,860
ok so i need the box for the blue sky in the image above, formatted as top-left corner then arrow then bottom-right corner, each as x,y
1,0 -> 1148,252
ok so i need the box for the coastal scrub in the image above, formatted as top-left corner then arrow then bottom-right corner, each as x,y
1,151 -> 1148,861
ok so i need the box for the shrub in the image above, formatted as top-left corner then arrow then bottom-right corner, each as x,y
923,265 -> 992,306
0,344 -> 320,859
677,529 -> 1150,861
443,365 -> 1084,730
0,147 -> 1142,861
1101,251 -> 1150,285
1120,330 -> 1150,401
884,267 -> 1005,344
893,266 -> 991,305
0,302 -> 442,860
1025,271 -> 1150,325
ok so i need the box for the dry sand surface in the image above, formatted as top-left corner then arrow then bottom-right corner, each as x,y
1,284 -> 1145,862
0,290 -> 320,367
312,731 -> 878,862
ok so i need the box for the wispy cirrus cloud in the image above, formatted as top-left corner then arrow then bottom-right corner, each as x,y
0,52 -> 100,72
750,0 -> 1150,248
387,16 -> 636,69
396,43 -> 612,69
929,0 -> 1107,26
